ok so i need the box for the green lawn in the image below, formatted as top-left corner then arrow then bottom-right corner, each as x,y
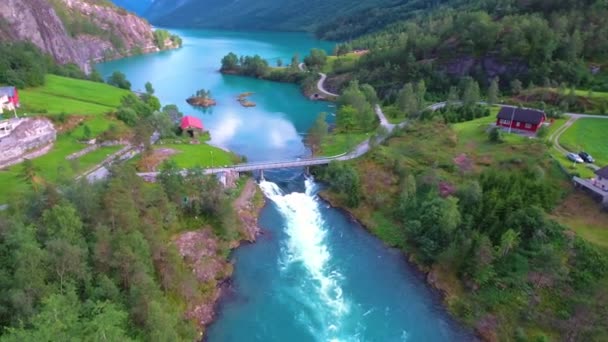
20,75 -> 130,115
0,137 -> 123,203
545,118 -> 568,137
570,223 -> 608,251
548,87 -> 608,99
323,53 -> 361,74
162,144 -> 238,168
0,74 -> 134,203
559,118 -> 608,166
320,132 -> 369,157
552,152 -> 596,178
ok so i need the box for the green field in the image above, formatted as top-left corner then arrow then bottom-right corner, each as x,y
547,87 -> 608,99
0,74 -> 132,203
559,118 -> 608,166
0,138 -> 123,203
323,53 -> 361,74
19,75 -> 130,115
163,144 -> 238,168
320,132 -> 369,157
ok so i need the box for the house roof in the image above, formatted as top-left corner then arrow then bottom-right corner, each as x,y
596,166 -> 608,179
497,107 -> 546,125
180,116 -> 203,130
0,87 -> 16,98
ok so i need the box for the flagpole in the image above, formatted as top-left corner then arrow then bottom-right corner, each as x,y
508,106 -> 515,134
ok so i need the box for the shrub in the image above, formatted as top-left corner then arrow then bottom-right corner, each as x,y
107,71 -> 131,90
116,107 -> 138,126
536,125 -> 549,138
488,127 -> 503,142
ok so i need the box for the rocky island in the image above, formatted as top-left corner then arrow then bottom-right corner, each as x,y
187,89 -> 217,107
237,92 -> 256,107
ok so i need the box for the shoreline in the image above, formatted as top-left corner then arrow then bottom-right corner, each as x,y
197,178 -> 266,337
219,69 -> 336,102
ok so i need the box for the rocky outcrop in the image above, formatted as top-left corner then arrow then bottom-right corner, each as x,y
173,179 -> 263,333
0,0 -> 178,73
439,55 -> 529,81
0,118 -> 57,169
175,229 -> 229,328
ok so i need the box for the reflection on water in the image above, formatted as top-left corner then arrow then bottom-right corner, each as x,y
97,29 -> 334,162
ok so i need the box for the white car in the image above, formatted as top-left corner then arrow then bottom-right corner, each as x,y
566,152 -> 584,164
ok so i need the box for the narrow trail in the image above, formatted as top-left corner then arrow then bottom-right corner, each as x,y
549,116 -> 578,155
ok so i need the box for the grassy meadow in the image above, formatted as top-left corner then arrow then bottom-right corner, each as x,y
0,75 -> 131,202
19,75 -> 129,115
163,144 -> 237,169
559,118 -> 608,167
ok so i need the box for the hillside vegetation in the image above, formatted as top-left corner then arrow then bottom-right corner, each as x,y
315,116 -> 608,340
326,0 -> 608,103
146,0 -> 398,32
20,75 -> 130,115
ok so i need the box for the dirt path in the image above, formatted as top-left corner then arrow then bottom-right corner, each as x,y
549,116 -> 578,155
234,178 -> 257,209
233,179 -> 262,242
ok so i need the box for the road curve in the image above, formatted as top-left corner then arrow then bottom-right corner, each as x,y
317,73 -> 339,97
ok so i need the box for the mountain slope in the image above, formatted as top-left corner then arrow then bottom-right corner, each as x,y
146,0 -> 400,32
0,0 -> 178,72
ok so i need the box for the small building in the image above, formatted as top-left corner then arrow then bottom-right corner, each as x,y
496,107 -> 546,133
0,87 -> 20,108
180,116 -> 204,137
593,166 -> 608,192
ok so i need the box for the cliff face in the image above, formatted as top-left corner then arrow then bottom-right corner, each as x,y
0,0 -> 177,72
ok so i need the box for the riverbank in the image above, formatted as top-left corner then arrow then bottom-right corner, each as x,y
179,177 -> 265,337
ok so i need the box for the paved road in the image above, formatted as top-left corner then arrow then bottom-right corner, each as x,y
317,73 -> 339,97
297,63 -> 339,97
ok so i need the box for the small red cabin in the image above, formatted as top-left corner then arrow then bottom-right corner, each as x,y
180,116 -> 204,137
496,107 -> 546,133
0,87 -> 19,108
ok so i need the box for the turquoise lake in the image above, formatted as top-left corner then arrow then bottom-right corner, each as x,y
98,29 -> 472,342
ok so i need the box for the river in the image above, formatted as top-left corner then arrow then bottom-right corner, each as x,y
97,28 -> 472,342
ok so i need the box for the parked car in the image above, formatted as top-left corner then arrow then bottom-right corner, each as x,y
567,152 -> 584,163
579,151 -> 595,163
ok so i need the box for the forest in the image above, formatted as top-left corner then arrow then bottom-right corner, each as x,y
0,42 -> 103,88
0,163 -> 242,340
324,0 -> 608,104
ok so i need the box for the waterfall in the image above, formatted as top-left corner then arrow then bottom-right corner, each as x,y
259,178 -> 351,341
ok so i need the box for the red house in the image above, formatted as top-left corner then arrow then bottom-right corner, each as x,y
180,116 -> 204,137
496,107 -> 546,133
0,87 -> 20,108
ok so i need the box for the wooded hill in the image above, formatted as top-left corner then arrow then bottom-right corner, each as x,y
324,0 -> 608,106
145,0 -> 399,32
